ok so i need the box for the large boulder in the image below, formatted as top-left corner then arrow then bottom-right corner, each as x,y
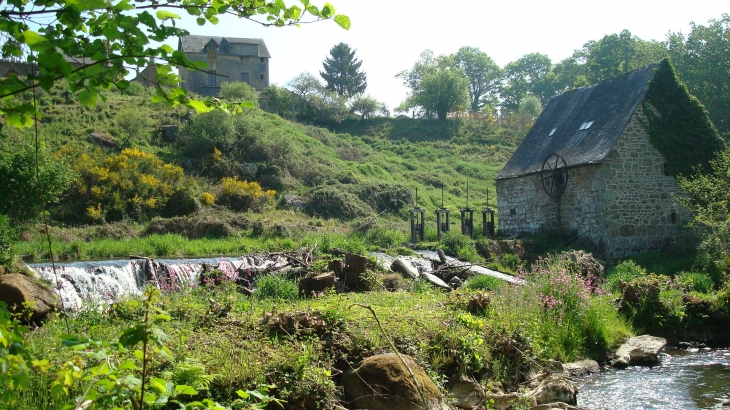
342,353 -> 447,410
448,374 -> 485,409
525,374 -> 577,405
391,257 -> 420,279
611,335 -> 666,368
0,274 -> 58,325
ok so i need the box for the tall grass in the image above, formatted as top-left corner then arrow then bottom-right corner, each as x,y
487,256 -> 632,362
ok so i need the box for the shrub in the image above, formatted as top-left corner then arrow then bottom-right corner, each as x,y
675,272 -> 715,294
65,147 -> 195,223
255,274 -> 298,301
0,220 -> 15,267
219,82 -> 259,106
440,230 -> 479,262
216,176 -> 275,212
0,144 -> 76,224
200,192 -> 216,206
304,186 -> 371,220
605,260 -> 647,293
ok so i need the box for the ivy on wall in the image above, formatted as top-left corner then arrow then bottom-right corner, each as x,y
642,58 -> 726,177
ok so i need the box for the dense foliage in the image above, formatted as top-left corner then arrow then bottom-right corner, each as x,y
0,144 -> 76,224
677,148 -> 730,276
643,59 -> 725,177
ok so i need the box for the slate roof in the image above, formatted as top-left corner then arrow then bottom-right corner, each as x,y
496,62 -> 659,180
178,35 -> 271,58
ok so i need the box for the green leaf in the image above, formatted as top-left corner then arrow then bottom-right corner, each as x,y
119,324 -> 146,347
321,3 -> 335,18
160,44 -> 174,54
186,99 -> 212,113
114,0 -> 134,11
6,111 -> 34,128
174,385 -> 198,396
196,17 -> 206,26
236,390 -> 250,399
77,88 -> 99,108
119,360 -> 136,371
156,10 -> 181,20
22,30 -> 46,47
334,15 -> 351,30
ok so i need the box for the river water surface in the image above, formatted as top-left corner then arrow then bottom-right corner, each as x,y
576,349 -> 730,409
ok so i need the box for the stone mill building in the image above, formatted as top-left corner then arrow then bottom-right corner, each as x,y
496,60 -> 724,260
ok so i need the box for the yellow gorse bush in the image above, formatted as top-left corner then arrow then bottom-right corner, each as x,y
220,176 -> 275,198
71,148 -> 193,222
200,192 -> 216,205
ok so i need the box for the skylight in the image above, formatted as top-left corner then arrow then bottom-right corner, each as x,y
579,121 -> 594,131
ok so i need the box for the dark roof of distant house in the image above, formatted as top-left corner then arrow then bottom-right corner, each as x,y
496,62 -> 659,180
178,35 -> 270,58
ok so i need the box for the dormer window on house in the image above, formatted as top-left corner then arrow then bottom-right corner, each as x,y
230,43 -> 258,56
579,121 -> 594,131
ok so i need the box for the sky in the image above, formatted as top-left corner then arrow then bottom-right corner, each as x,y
172,0 -> 728,111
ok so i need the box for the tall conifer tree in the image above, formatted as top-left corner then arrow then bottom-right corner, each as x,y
320,43 -> 367,97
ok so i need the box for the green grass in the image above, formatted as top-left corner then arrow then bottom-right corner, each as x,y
8,267 -> 631,409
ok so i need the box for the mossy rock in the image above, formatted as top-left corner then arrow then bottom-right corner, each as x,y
342,353 -> 447,410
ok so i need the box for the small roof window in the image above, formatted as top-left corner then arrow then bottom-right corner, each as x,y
548,128 -> 556,137
579,121 -> 594,131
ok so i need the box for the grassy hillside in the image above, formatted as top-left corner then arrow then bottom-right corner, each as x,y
1,82 -> 529,246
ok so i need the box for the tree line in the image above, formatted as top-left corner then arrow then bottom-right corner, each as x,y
278,14 -> 730,139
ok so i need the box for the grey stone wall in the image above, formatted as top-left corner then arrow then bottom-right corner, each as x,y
179,53 -> 269,96
600,105 -> 685,259
497,104 -> 685,260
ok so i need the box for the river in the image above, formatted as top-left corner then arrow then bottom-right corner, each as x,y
576,348 -> 730,409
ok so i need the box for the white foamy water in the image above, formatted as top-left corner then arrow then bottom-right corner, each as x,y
30,256 -> 287,311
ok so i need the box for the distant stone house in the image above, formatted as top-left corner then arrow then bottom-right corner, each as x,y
496,61 -> 723,260
177,35 -> 270,97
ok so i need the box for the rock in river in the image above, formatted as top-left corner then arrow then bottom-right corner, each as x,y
611,334 -> 667,368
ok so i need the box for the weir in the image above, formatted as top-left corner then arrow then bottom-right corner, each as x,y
30,255 -> 290,311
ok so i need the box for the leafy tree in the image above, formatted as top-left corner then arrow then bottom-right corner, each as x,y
517,94 -> 543,120
395,49 -> 437,94
0,144 -> 76,224
582,30 -> 666,83
288,72 -> 347,124
667,15 -> 730,137
349,94 -> 387,119
0,0 -> 350,129
412,68 -> 470,120
396,50 -> 469,119
320,42 -> 367,97
452,46 -> 502,112
501,52 -> 554,111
